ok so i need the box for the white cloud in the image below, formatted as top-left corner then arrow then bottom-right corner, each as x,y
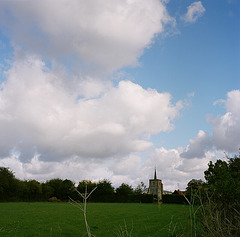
0,1 -> 186,191
1,1 -> 237,193
0,56 -> 183,162
183,1 -> 205,23
1,87 -> 237,191
180,130 -> 212,159
0,0 -> 173,74
180,90 -> 240,159
209,90 -> 240,152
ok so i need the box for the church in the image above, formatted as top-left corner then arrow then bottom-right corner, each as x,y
148,168 -> 163,202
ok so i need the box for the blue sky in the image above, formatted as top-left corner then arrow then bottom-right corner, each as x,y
127,0 -> 240,149
0,0 -> 239,190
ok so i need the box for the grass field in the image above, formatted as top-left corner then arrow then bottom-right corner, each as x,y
0,202 -> 194,237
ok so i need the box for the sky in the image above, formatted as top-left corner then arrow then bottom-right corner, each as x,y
0,0 -> 239,191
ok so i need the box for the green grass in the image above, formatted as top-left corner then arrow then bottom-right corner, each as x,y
0,202 -> 194,237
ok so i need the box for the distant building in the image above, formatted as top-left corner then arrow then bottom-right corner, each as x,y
148,168 -> 163,202
172,189 -> 187,195
163,190 -> 172,195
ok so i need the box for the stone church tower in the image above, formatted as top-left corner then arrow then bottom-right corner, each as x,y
148,168 -> 163,202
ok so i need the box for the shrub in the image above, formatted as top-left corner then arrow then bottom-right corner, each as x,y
162,194 -> 189,204
48,196 -> 61,202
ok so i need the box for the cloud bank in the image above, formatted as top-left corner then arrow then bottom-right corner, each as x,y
0,56 -> 183,162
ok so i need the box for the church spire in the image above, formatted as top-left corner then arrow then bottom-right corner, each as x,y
154,167 -> 157,179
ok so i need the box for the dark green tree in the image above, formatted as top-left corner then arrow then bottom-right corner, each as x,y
92,179 -> 115,202
45,178 -> 74,201
204,155 -> 240,206
201,155 -> 240,236
77,180 -> 97,193
186,179 -> 204,195
41,182 -> 54,200
62,179 -> 75,200
116,183 -> 133,196
76,180 -> 97,202
0,167 -> 19,201
134,181 -> 147,194
25,180 -> 42,201
116,183 -> 134,202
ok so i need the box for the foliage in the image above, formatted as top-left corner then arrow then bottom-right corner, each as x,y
0,167 -> 153,203
116,183 -> 133,196
134,181 -> 147,194
199,193 -> 240,237
92,179 -> 115,202
126,193 -> 153,203
202,154 -> 240,236
115,183 -> 134,202
186,179 -> 204,195
162,194 -> 189,204
185,179 -> 205,205
24,180 -> 42,201
45,178 -> 74,201
0,167 -> 20,201
204,154 -> 240,208
77,180 -> 96,194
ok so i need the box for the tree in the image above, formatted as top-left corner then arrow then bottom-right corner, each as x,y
77,180 -> 96,193
45,178 -> 74,201
186,179 -> 204,195
77,180 -> 97,202
41,182 -> 54,200
92,179 -> 115,202
25,180 -> 42,201
62,179 -> 75,200
0,167 -> 18,201
204,155 -> 240,206
116,183 -> 134,200
201,155 -> 240,236
134,181 -> 147,194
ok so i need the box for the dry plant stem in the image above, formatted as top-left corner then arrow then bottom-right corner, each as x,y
69,185 -> 97,237
182,192 -> 201,237
114,220 -> 133,237
182,193 -> 193,237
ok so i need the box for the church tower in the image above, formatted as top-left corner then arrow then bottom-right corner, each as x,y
148,168 -> 163,202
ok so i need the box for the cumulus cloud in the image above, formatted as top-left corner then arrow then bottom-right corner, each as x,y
1,1 -> 237,193
0,0 -> 187,191
209,90 -> 240,152
1,88 -> 238,190
180,130 -> 212,159
0,0 -> 173,74
180,90 -> 240,159
0,56 -> 183,162
183,1 -> 205,23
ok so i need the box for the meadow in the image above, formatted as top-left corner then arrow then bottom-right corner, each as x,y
0,202 -> 194,237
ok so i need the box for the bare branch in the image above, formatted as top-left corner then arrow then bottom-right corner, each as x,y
87,186 -> 97,199
69,185 -> 97,237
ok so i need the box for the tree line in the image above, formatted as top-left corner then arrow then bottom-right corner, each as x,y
0,168 -> 152,203
1,154 -> 239,206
